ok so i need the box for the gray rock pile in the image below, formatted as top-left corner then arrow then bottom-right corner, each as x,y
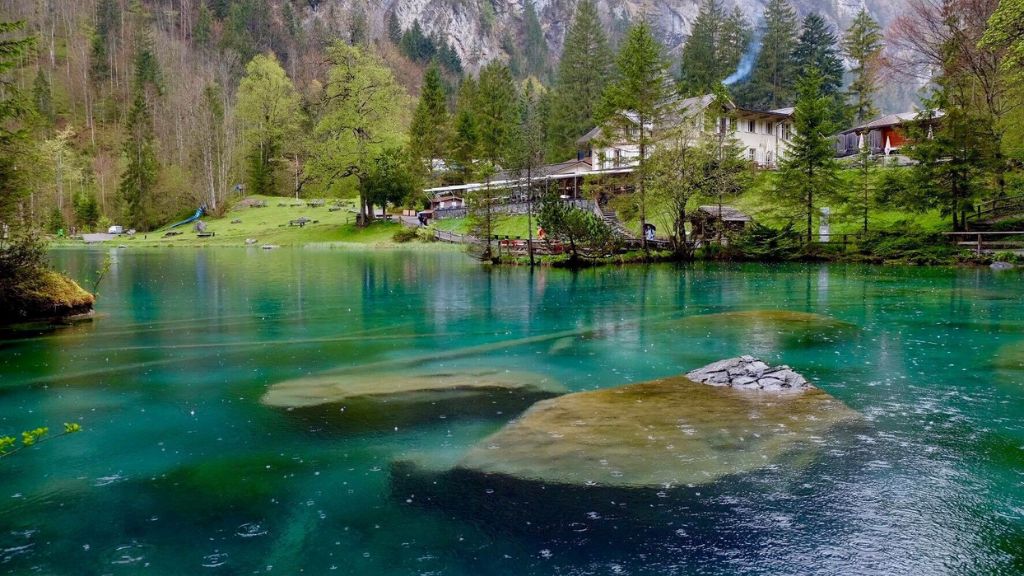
686,355 -> 810,391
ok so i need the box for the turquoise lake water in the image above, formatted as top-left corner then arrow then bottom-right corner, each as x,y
1,247 -> 1023,575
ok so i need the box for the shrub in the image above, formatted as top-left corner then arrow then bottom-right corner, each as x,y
391,227 -> 420,243
731,222 -> 803,261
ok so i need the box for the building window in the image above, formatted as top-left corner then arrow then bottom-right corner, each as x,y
766,121 -> 774,135
747,120 -> 755,133
782,123 -> 792,141
614,149 -> 622,167
748,148 -> 756,161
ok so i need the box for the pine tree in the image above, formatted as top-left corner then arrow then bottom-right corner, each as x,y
793,14 -> 844,96
599,20 -> 674,244
474,62 -> 519,165
349,6 -> 368,46
387,12 -> 402,45
194,2 -> 213,47
449,77 -> 479,180
842,9 -> 883,123
0,20 -> 37,224
777,68 -> 840,242
679,0 -> 727,96
720,7 -> 752,77
522,0 -> 548,79
409,64 -> 451,177
118,35 -> 163,230
90,0 -> 119,81
32,69 -> 53,123
545,0 -> 611,160
739,0 -> 798,109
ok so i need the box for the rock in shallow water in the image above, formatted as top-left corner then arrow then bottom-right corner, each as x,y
443,365 -> 859,489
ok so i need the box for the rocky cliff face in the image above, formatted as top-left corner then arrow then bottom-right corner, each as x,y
305,0 -> 915,109
383,0 -> 903,68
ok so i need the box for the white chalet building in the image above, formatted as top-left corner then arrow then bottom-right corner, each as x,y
576,95 -> 795,170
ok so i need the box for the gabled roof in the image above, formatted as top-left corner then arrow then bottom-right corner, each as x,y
695,205 -> 752,222
841,110 -> 945,134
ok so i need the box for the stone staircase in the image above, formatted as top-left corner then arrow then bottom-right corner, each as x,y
593,203 -> 635,239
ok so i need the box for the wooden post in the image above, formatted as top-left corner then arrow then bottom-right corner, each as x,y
977,233 -> 982,255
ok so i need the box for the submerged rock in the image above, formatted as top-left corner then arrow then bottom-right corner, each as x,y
443,364 -> 858,489
990,261 -> 1015,270
262,368 -> 565,430
676,310 -> 857,347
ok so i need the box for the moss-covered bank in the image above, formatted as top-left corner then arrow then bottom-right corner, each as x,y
0,269 -> 95,324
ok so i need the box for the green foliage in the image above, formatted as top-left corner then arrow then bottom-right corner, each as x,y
736,0 -> 798,109
1,422 -> 82,459
32,69 -> 53,122
409,65 -> 451,176
794,14 -> 845,125
777,67 -> 841,241
904,92 -> 992,231
194,2 -> 213,47
362,147 -> 416,212
236,53 -> 303,196
387,12 -> 402,44
980,0 -> 1024,84
0,20 -> 36,225
679,0 -> 751,95
309,43 -> 408,221
851,231 -> 965,265
599,20 -> 674,235
74,191 -> 101,230
537,192 -> 617,261
222,0 -> 272,60
392,227 -> 420,243
730,222 -> 802,260
399,21 -> 463,74
474,62 -> 519,164
842,9 -> 883,123
118,28 -> 163,230
545,0 -> 610,160
449,77 -> 479,180
521,0 -> 548,79
46,206 -> 65,233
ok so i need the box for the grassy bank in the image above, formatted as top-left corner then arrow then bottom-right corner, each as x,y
73,196 -> 449,248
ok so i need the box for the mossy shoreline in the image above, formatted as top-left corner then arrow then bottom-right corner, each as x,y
1,269 -> 95,325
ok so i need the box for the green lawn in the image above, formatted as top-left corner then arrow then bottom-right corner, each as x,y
430,214 -> 535,239
90,196 -> 427,247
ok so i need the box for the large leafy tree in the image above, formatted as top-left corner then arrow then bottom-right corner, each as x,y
309,43 -> 408,224
777,68 -> 841,242
599,19 -> 675,244
842,9 -> 884,123
118,30 -> 163,230
236,53 -> 303,197
409,64 -> 451,178
362,147 -> 416,217
679,0 -> 751,96
738,0 -> 799,109
545,0 -> 611,161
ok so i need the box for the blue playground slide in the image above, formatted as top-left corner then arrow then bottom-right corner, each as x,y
168,207 -> 205,229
